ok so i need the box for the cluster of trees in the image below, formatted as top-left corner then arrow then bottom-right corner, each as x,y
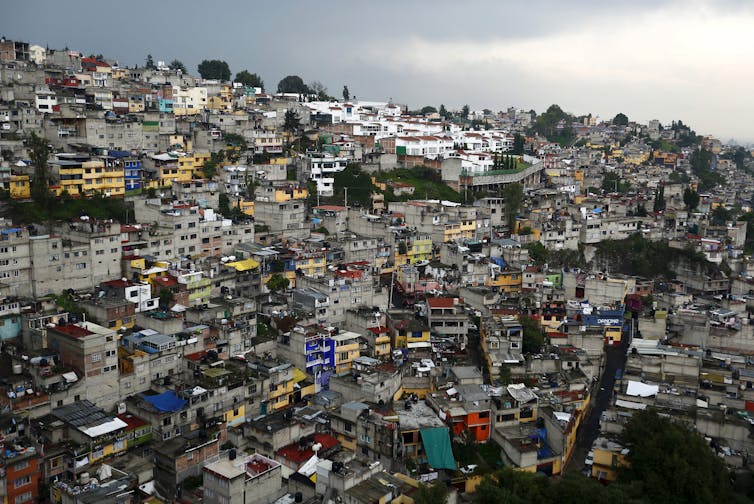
470,409 -> 752,504
593,233 -> 718,279
492,153 -> 519,171
602,171 -> 632,194
690,148 -> 725,191
612,112 -> 629,126
502,182 -> 524,230
528,104 -> 575,147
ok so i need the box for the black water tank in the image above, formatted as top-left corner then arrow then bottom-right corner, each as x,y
229,449 -> 237,460
295,492 -> 303,503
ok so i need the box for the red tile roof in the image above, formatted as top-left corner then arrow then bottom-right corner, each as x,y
276,433 -> 339,464
117,413 -> 148,430
427,297 -> 462,308
50,324 -> 94,338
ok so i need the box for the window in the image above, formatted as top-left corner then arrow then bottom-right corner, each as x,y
14,475 -> 31,488
344,422 -> 352,432
14,460 -> 29,471
340,352 -> 349,361
91,353 -> 102,363
15,492 -> 32,504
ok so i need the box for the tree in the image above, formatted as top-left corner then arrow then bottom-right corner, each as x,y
461,104 -> 470,119
683,188 -> 700,211
234,70 -> 264,89
512,133 -> 525,155
421,106 -> 438,115
711,205 -> 732,225
308,81 -> 331,100
145,54 -> 155,69
528,104 -> 575,147
653,185 -> 666,212
439,104 -> 448,119
277,75 -> 308,94
501,182 -> 524,230
197,59 -> 231,81
413,482 -> 448,504
170,59 -> 186,73
218,193 -> 231,217
283,109 -> 301,133
612,112 -> 629,126
618,409 -> 733,504
266,273 -> 290,293
342,85 -> 350,101
332,163 -> 374,207
526,241 -> 548,265
28,132 -> 50,208
519,315 -> 544,354
158,288 -> 174,309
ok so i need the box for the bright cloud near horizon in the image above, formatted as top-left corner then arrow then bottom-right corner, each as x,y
4,0 -> 754,141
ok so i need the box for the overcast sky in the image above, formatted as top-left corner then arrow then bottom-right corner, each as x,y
3,0 -> 753,141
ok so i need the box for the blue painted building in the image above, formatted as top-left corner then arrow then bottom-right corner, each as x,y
0,298 -> 22,340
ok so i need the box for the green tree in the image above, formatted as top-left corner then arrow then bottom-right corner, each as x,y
158,288 -> 174,309
235,70 -> 264,89
342,85 -> 350,101
519,315 -> 543,354
526,241 -> 548,265
512,133 -> 525,155
439,104 -> 449,119
169,59 -> 186,73
498,364 -> 512,385
618,409 -> 733,504
461,104 -> 470,118
501,182 -> 524,230
197,59 -> 231,81
145,54 -> 155,69
308,81 -> 331,100
218,193 -> 231,216
711,205 -> 732,224
283,109 -> 301,133
266,273 -> 290,293
28,132 -> 50,208
529,104 -> 575,147
332,163 -> 374,207
202,151 -> 224,179
421,105 -> 438,115
683,188 -> 700,211
277,75 -> 308,94
612,112 -> 629,126
413,482 -> 448,504
653,185 -> 666,212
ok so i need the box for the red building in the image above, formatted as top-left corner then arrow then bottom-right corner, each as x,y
4,451 -> 41,504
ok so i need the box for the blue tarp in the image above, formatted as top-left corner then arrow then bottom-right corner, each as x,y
144,391 -> 187,413
420,427 -> 457,470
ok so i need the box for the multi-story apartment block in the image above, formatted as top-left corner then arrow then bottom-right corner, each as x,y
46,321 -> 120,410
427,297 -> 469,350
49,153 -> 125,197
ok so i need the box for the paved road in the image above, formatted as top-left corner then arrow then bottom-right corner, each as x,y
568,327 -> 631,473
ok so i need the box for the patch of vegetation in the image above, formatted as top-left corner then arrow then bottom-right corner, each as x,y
528,104 -> 575,147
592,233 -> 718,279
377,165 -> 461,203
3,192 -> 133,224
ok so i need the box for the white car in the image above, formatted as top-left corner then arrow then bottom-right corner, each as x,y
459,464 -> 478,475
585,451 -> 594,466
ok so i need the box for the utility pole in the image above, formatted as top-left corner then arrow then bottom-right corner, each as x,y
344,187 -> 348,208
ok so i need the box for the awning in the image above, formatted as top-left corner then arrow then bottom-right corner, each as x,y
626,380 -> 659,398
420,427 -> 457,470
62,371 -> 78,383
225,258 -> 260,272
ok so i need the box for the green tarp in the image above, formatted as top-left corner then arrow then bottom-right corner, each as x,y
420,427 -> 457,470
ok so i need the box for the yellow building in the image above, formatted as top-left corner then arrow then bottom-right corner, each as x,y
486,270 -> 522,293
332,331 -> 360,373
178,151 -> 211,179
295,253 -> 327,277
54,157 -> 125,197
591,438 -> 628,482
150,153 -> 190,184
207,85 -> 233,112
395,236 -> 432,266
9,174 -> 30,199
442,219 -> 476,242
393,318 -> 430,349
236,199 -> 254,216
